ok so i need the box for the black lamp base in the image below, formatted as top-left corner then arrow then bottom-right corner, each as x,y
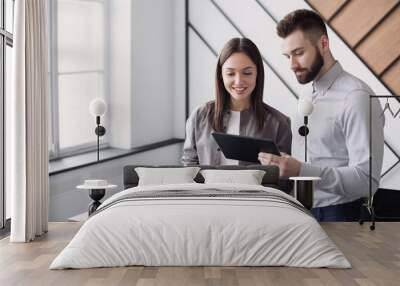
298,125 -> 309,136
298,116 -> 310,162
95,126 -> 106,136
294,181 -> 314,210
88,189 -> 105,215
94,118 -> 106,161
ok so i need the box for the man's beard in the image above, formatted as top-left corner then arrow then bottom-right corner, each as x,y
295,49 -> 324,84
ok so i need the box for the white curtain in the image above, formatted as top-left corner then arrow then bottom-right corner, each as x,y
9,0 -> 49,242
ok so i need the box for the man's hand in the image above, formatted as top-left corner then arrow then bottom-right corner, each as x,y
258,152 -> 301,178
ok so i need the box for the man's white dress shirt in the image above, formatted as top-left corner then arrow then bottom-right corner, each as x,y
298,62 -> 384,207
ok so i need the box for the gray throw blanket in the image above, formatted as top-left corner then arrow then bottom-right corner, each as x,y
91,188 -> 311,218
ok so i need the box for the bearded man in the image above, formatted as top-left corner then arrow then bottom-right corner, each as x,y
258,9 -> 384,221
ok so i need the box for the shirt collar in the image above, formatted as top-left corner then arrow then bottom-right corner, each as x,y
312,61 -> 343,95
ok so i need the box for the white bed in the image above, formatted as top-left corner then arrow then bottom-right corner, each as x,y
50,183 -> 351,269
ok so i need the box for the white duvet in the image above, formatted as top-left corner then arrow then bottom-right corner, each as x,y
50,183 -> 351,269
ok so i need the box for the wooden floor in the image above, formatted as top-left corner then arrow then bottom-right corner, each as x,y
0,222 -> 399,286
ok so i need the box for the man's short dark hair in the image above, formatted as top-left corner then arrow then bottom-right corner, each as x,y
276,9 -> 327,42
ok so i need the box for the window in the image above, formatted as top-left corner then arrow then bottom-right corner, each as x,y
48,0 -> 108,160
1,0 -> 14,229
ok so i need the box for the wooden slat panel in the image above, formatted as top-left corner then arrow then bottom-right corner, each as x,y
307,0 -> 347,20
331,0 -> 398,47
382,59 -> 400,96
356,7 -> 400,74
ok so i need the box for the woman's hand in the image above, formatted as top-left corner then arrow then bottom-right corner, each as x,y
258,152 -> 301,177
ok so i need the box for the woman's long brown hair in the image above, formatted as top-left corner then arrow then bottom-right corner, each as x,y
212,38 -> 266,132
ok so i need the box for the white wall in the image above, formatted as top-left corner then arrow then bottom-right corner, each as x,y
49,143 -> 183,221
174,0 -> 187,139
130,0 -> 174,147
108,0 -> 133,149
187,0 -> 400,189
108,0 -> 186,150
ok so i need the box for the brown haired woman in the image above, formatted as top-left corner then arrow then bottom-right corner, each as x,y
182,37 -> 292,166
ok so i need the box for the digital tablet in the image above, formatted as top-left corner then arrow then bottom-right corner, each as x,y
212,132 -> 281,163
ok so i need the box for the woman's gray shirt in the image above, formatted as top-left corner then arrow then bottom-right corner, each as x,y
182,102 -> 292,166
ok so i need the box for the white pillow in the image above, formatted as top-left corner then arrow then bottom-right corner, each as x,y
135,167 -> 201,186
200,169 -> 266,185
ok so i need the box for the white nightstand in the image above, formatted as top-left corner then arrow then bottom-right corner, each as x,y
289,176 -> 321,210
77,180 -> 117,215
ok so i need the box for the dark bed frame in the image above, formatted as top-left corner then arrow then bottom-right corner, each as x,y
123,165 -> 281,190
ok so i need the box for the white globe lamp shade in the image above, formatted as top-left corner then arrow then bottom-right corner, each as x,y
298,97 -> 314,116
89,98 -> 107,117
